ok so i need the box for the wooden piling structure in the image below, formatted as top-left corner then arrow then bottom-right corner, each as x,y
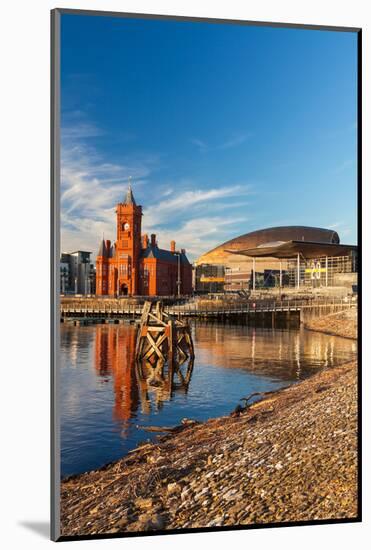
135,301 -> 195,364
135,301 -> 195,406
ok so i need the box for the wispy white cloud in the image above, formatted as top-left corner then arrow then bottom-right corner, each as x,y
60,116 -> 159,255
151,216 -> 247,259
61,114 -> 254,261
142,185 -> 252,230
327,222 -> 353,240
141,186 -> 252,259
61,145 -> 152,216
218,134 -> 248,150
190,133 -> 251,153
61,109 -> 104,140
61,122 -> 103,140
189,138 -> 208,152
162,188 -> 174,197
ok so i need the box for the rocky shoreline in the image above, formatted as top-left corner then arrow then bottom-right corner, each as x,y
304,308 -> 357,340
60,311 -> 358,537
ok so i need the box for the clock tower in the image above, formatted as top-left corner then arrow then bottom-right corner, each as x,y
115,184 -> 142,295
95,181 -> 192,297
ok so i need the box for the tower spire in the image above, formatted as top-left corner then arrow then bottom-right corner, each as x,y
97,236 -> 106,257
124,176 -> 136,205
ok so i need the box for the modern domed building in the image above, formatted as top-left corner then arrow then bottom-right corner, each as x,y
195,226 -> 357,293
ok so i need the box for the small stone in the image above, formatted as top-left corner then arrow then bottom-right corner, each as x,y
181,418 -> 198,426
223,488 -> 238,501
180,488 -> 192,501
135,512 -> 166,531
134,497 -> 153,510
149,513 -> 166,530
167,482 -> 181,495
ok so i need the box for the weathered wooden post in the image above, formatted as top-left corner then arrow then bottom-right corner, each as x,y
167,320 -> 175,366
134,301 -> 195,407
135,301 -> 194,365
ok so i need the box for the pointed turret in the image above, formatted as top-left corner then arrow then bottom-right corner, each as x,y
97,238 -> 107,257
123,182 -> 136,205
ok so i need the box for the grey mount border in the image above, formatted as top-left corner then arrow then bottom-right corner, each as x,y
51,7 -> 61,543
54,7 -> 361,32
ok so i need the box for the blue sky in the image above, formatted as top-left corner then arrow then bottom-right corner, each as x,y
60,14 -> 358,260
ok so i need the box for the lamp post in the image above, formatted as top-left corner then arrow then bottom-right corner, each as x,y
174,251 -> 181,297
252,257 -> 256,291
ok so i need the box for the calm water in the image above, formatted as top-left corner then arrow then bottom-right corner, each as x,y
60,322 -> 356,478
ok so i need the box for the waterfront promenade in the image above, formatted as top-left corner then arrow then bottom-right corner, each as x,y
60,310 -> 358,536
60,295 -> 356,323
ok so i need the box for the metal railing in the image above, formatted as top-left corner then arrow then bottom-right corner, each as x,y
60,296 -> 356,318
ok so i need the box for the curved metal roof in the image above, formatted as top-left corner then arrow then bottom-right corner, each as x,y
227,240 -> 357,259
196,226 -> 340,265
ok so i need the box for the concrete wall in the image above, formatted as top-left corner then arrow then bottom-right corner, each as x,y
332,273 -> 357,289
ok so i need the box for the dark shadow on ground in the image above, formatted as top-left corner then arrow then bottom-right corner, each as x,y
18,521 -> 50,539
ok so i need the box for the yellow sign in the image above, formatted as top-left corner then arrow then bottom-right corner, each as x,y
200,276 -> 225,283
305,261 -> 326,280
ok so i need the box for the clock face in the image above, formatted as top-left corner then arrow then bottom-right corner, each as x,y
124,222 -> 130,231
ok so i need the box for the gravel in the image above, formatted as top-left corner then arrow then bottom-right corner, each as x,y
304,308 -> 357,340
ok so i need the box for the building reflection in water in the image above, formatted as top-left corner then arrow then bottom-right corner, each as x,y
61,328 -> 83,369
61,321 -> 357,477
192,323 -> 351,381
92,322 -> 354,433
94,326 -> 139,430
94,325 -> 194,422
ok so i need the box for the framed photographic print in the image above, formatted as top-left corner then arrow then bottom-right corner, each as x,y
51,8 -> 361,542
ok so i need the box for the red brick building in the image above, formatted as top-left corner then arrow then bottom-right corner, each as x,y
96,186 -> 192,296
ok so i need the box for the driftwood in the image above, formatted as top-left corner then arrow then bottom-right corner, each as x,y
138,418 -> 200,434
138,425 -> 181,433
240,385 -> 292,406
